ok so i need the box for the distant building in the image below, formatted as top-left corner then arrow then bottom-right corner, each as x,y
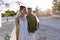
57,0 -> 60,2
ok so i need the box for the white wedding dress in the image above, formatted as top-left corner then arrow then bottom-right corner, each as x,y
18,16 -> 30,40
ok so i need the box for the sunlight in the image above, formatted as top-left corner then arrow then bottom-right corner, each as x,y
19,0 -> 53,10
37,0 -> 53,11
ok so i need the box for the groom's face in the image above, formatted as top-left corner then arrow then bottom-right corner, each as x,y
28,8 -> 32,14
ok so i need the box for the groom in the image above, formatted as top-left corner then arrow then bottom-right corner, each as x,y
26,8 -> 39,40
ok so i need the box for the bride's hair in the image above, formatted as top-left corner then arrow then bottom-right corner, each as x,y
20,6 -> 26,10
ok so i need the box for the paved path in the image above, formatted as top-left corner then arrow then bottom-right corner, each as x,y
1,16 -> 60,40
38,16 -> 60,40
0,20 -> 15,40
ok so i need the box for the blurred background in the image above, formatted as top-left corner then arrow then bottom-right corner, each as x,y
0,0 -> 60,40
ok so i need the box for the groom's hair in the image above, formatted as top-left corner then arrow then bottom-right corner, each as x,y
20,6 -> 26,10
28,8 -> 32,10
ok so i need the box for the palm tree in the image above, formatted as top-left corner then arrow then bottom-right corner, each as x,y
0,0 -> 4,5
52,0 -> 57,14
5,3 -> 10,22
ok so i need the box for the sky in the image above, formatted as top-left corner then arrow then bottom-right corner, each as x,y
0,0 -> 53,11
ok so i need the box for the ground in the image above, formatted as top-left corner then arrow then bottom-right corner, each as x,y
0,16 -> 60,40
38,16 -> 60,40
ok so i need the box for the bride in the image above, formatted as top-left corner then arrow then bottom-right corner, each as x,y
15,6 -> 30,40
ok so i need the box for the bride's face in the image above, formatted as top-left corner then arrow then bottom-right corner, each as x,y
20,8 -> 26,15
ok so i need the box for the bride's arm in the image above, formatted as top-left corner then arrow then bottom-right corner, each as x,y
15,17 -> 19,40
